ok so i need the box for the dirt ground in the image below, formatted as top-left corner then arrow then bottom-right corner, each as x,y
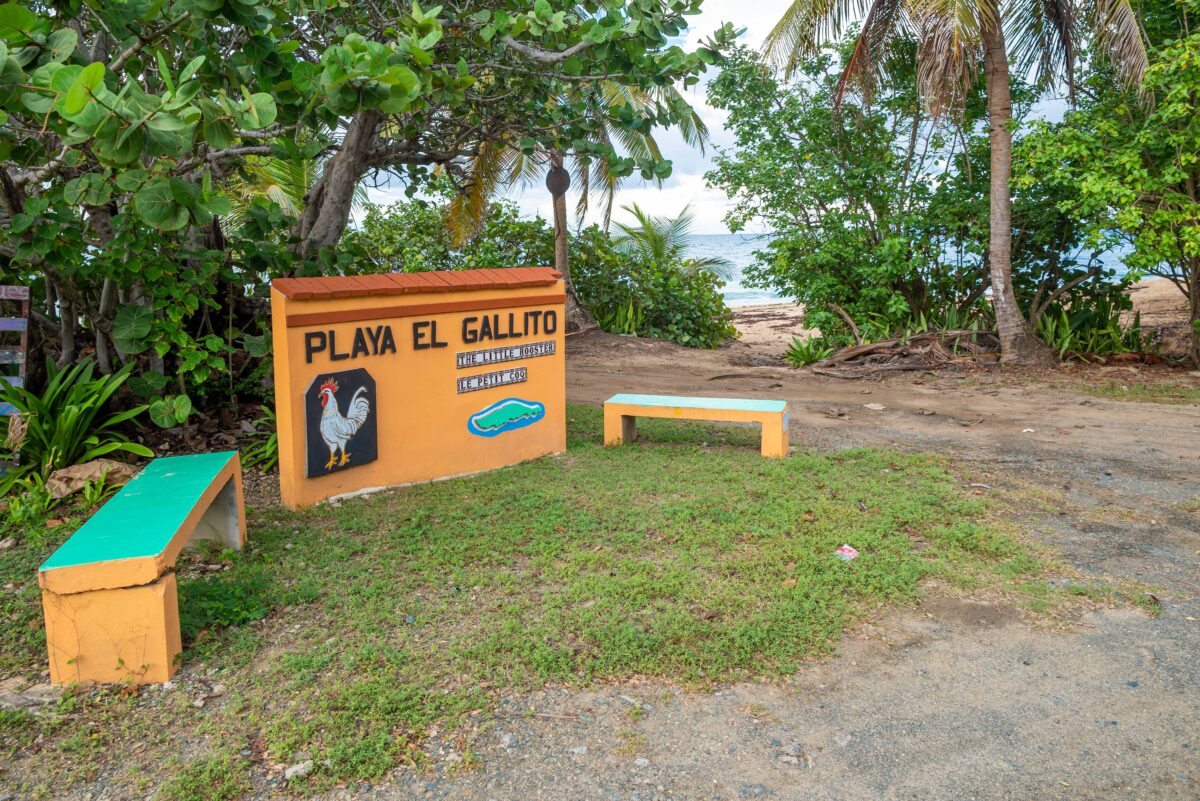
13,286 -> 1200,801
330,300 -> 1199,801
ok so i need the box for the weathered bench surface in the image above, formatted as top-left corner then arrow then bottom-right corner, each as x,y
603,394 -> 790,458
40,451 -> 243,595
605,393 -> 788,413
39,451 -> 245,685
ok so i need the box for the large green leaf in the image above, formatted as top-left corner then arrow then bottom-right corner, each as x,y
44,28 -> 77,63
61,61 -> 104,115
149,394 -> 193,428
134,177 -> 189,230
241,92 -> 277,129
127,370 -> 169,398
0,3 -> 40,42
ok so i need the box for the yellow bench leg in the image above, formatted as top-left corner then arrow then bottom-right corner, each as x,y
604,407 -> 636,445
42,573 -> 182,685
760,413 -> 789,458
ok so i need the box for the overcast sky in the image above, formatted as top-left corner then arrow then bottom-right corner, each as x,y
365,1 -> 793,236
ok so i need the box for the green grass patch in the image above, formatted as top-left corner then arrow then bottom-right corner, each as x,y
1085,382 -> 1200,404
155,752 -> 251,801
0,405 -> 1089,795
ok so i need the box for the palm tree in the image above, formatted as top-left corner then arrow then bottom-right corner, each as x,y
764,0 -> 1148,363
612,203 -> 734,279
223,131 -> 368,239
445,83 -> 710,330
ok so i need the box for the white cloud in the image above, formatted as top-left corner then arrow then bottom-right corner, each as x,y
364,1 -> 795,235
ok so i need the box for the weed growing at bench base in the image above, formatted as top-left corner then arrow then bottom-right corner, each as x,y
0,405 -> 1126,797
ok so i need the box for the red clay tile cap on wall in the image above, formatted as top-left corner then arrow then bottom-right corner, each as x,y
273,267 -> 562,300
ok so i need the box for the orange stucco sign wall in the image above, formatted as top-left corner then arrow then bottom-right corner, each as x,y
271,268 -> 567,509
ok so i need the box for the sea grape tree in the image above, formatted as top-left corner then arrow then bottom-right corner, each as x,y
0,0 -> 732,391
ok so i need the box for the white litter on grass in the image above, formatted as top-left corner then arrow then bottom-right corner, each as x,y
834,544 -> 859,561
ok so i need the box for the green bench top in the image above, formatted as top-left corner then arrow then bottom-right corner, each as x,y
605,394 -> 788,414
40,451 -> 238,573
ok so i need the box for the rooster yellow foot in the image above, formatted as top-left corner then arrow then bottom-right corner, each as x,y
325,453 -> 337,470
338,451 -> 351,466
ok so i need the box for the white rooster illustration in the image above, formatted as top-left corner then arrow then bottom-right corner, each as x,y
316,378 -> 370,469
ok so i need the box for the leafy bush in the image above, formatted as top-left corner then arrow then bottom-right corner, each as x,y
706,44 -> 1116,347
1036,302 -> 1154,359
241,406 -> 279,472
345,197 -> 736,350
0,358 -> 151,481
784,337 -> 835,367
574,254 -> 736,349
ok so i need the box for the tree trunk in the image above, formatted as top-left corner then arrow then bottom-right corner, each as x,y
1188,259 -> 1200,367
549,152 -> 595,332
982,22 -> 1053,364
296,109 -> 383,264
95,278 -> 117,373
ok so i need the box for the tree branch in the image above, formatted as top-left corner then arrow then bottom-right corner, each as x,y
12,145 -> 71,190
501,36 -> 595,64
109,14 -> 191,72
828,303 -> 862,345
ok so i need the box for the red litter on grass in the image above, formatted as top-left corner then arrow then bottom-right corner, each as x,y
834,544 -> 859,561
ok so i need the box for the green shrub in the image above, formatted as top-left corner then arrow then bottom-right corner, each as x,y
0,357 -> 151,483
345,197 -> 736,350
241,406 -> 278,472
784,336 -> 835,367
1035,296 -> 1155,358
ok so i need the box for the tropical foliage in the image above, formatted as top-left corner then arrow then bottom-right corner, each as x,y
705,44 -> 1131,348
762,0 -> 1148,363
0,358 -> 151,482
345,195 -> 735,349
0,0 -> 735,418
613,203 -> 733,279
1018,0 -> 1200,365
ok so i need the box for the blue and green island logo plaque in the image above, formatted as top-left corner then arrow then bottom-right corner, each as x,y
467,398 -> 545,438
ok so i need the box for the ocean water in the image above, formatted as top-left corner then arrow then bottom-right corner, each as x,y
690,233 -> 1140,309
689,233 -> 782,308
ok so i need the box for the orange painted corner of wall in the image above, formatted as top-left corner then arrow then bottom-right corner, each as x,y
271,272 -> 568,509
43,573 -> 181,685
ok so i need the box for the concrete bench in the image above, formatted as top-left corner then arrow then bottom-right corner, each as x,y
603,394 -> 790,458
38,451 -> 246,685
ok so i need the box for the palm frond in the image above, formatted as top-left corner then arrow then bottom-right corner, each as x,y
1006,0 -> 1077,98
650,85 -> 710,153
912,0 -> 990,117
832,0 -> 910,109
446,139 -> 511,246
1093,0 -> 1148,88
680,255 -> 735,280
611,203 -> 731,277
764,0 -> 876,76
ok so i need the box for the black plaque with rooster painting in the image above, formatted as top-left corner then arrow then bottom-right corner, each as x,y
304,368 -> 378,478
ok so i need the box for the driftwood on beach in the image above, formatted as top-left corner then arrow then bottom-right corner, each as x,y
811,330 -> 1001,379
